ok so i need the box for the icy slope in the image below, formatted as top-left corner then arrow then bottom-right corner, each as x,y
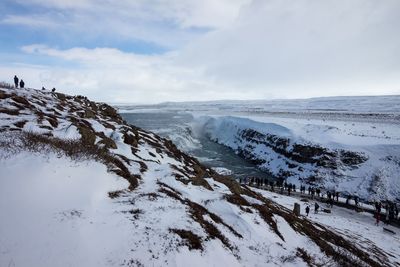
201,116 -> 400,201
0,85 -> 398,266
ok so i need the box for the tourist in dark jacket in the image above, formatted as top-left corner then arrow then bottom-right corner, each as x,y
14,75 -> 19,88
315,202 -> 320,214
19,80 -> 25,88
305,206 -> 310,216
375,210 -> 380,226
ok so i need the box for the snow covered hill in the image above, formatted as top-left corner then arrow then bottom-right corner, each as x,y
1,85 -> 399,266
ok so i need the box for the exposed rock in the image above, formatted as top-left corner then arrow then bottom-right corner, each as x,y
238,128 -> 368,180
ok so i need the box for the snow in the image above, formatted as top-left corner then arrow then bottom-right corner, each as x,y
195,115 -> 400,201
52,122 -> 80,139
116,97 -> 400,203
0,152 -> 133,267
2,86 -> 400,266
252,187 -> 400,264
212,167 -> 233,176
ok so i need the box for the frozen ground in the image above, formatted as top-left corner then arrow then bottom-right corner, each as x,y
1,86 -> 399,266
116,96 -> 400,202
252,187 -> 400,264
200,115 -> 400,201
117,95 -> 400,121
0,153 -> 133,267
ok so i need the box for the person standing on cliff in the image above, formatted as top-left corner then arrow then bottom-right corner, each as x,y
14,75 -> 19,88
19,80 -> 25,88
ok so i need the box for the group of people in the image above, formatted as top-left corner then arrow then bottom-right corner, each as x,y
240,177 -> 400,228
374,201 -> 399,226
241,176 -> 400,227
305,202 -> 320,216
12,75 -> 57,92
241,177 -> 343,202
280,181 -> 296,195
240,177 -> 298,195
240,177 -> 279,191
13,75 -> 24,88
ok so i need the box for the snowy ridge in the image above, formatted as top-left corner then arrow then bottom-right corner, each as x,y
0,85 -> 399,266
201,116 -> 400,201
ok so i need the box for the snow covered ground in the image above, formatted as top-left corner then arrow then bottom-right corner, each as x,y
252,187 -> 400,264
200,115 -> 400,201
116,96 -> 400,202
0,152 -> 133,267
118,95 -> 400,119
1,86 -> 399,266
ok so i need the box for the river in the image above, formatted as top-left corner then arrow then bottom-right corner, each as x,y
121,111 -> 271,180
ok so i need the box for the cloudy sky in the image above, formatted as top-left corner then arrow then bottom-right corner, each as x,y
1,0 -> 399,103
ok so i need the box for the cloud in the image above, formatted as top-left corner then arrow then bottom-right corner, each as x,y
178,0 -> 400,97
14,0 -> 92,10
14,0 -> 249,29
4,0 -> 250,49
2,0 -> 400,103
13,44 -> 226,103
2,14 -> 61,29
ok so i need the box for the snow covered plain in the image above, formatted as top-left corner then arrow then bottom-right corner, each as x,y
1,85 -> 399,266
117,96 -> 400,202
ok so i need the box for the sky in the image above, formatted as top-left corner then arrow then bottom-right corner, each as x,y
0,0 -> 399,104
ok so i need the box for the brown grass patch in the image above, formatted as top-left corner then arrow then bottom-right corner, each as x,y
170,228 -> 203,250
11,95 -> 31,108
253,204 -> 285,241
0,90 -> 12,99
296,247 -> 315,267
158,182 -> 184,202
108,190 -> 126,199
0,82 -> 14,89
139,192 -> 160,201
225,194 -> 250,206
0,108 -> 19,116
121,209 -> 143,220
14,120 -> 28,128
